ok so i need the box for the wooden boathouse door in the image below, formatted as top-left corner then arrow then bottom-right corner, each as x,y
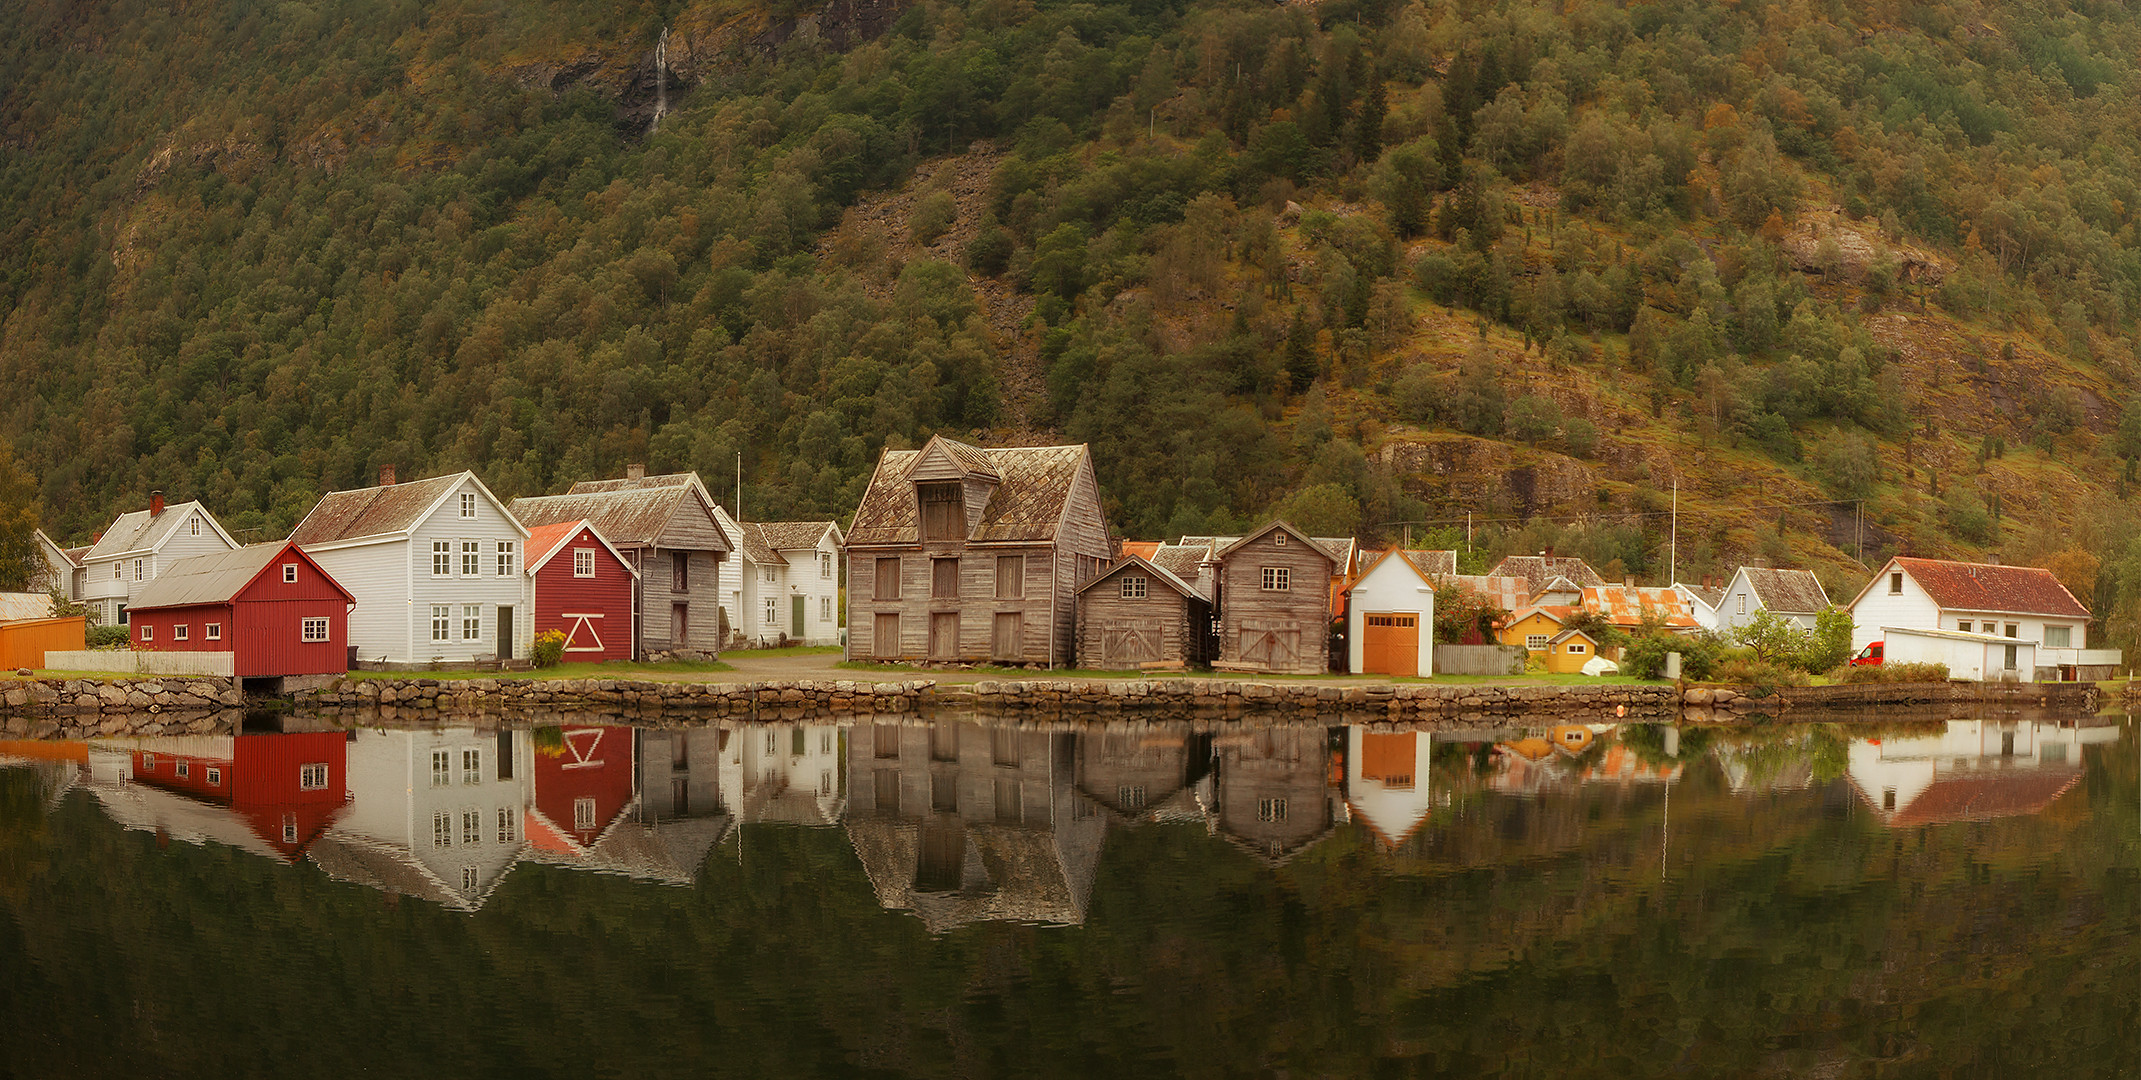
1361,614 -> 1418,677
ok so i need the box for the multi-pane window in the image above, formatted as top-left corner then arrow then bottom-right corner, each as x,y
301,618 -> 329,642
1525,634 -> 1549,650
431,605 -> 451,641
432,542 -> 452,576
431,750 -> 451,787
461,809 -> 482,845
1120,785 -> 1147,809
173,624 -> 189,641
462,748 -> 481,785
114,563 -> 122,580
820,552 -> 833,579
573,549 -> 595,577
1567,642 -> 1588,654
206,767 -> 222,786
433,812 -> 452,848
497,807 -> 517,844
496,541 -> 516,576
299,763 -> 329,790
283,563 -> 298,583
765,597 -> 778,625
462,605 -> 481,641
1257,797 -> 1289,822
459,492 -> 477,518
461,541 -> 481,576
573,797 -> 596,830
189,516 -> 201,536
461,866 -> 479,890
138,625 -> 153,642
763,566 -> 777,583
134,558 -> 145,581
1260,567 -> 1289,591
1120,576 -> 1147,599
2047,625 -> 2073,648
175,762 -> 188,779
821,596 -> 833,622
282,814 -> 298,844
995,555 -> 1024,599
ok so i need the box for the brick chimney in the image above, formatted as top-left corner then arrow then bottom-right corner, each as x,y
148,490 -> 164,516
379,464 -> 396,487
1986,552 -> 2000,565
626,463 -> 646,480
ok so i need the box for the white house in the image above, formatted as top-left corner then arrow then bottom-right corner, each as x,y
718,721 -> 847,824
1670,581 -> 1725,631
733,521 -> 846,647
312,727 -> 536,911
1343,727 -> 1435,849
1844,556 -> 2111,679
1344,549 -> 1438,677
1715,566 -> 1831,632
289,468 -> 532,665
50,492 -> 240,626
1845,719 -> 2111,827
1880,625 -> 2036,682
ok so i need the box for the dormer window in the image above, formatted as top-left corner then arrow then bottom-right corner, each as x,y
919,482 -> 964,542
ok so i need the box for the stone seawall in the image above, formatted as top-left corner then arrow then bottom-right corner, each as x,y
299,676 -> 937,718
0,675 -> 246,740
958,678 -> 1681,722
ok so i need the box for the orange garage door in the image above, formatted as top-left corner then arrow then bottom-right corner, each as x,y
1361,613 -> 1419,677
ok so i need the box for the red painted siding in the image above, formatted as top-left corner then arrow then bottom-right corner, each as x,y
532,525 -> 635,663
531,725 -> 636,848
132,745 -> 236,801
132,542 -> 353,678
130,732 -> 350,860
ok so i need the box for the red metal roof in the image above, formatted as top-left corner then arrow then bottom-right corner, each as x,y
1577,586 -> 1700,629
1892,557 -> 2090,619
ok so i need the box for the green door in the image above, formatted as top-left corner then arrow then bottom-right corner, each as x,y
792,595 -> 806,638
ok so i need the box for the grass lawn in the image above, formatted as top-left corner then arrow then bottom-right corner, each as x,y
729,645 -> 843,657
344,659 -> 733,681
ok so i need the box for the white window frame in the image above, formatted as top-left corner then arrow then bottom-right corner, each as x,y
189,516 -> 201,536
299,763 -> 329,790
1120,576 -> 1147,599
1889,572 -> 1903,595
1525,634 -> 1549,651
462,605 -> 482,641
301,617 -> 329,642
573,797 -> 596,831
461,540 -> 481,577
431,605 -> 451,642
2046,625 -> 2072,648
173,624 -> 188,641
176,762 -> 189,779
283,563 -> 298,583
1735,593 -> 1747,615
205,623 -> 221,640
459,492 -> 477,518
1566,641 -> 1588,654
496,541 -> 516,576
820,552 -> 833,579
205,767 -> 221,786
1958,621 -> 1972,633
461,808 -> 482,845
433,812 -> 452,848
765,597 -> 779,625
461,866 -> 479,890
763,566 -> 778,584
1260,566 -> 1289,591
497,806 -> 517,844
573,549 -> 596,577
138,625 -> 153,642
432,542 -> 452,577
430,750 -> 450,787
134,557 -> 145,581
462,748 -> 481,785
821,596 -> 833,622
113,563 -> 122,580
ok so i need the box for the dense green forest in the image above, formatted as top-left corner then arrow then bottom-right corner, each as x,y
11,0 -> 2141,643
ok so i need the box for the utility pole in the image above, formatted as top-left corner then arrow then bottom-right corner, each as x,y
1669,478 -> 1677,585
736,452 -> 743,522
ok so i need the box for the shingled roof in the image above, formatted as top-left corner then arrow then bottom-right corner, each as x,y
1150,541 -> 1216,581
753,521 -> 842,551
732,524 -> 785,567
1404,550 -> 1458,578
1735,566 -> 1831,614
1885,557 -> 2090,619
289,473 -> 489,546
1488,555 -> 1607,594
848,442 -> 1093,547
511,472 -> 729,552
83,500 -> 233,560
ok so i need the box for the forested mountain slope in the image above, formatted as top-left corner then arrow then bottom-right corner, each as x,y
8,0 -> 2141,644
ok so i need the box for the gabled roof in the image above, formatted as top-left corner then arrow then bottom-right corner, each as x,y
0,593 -> 55,622
906,434 -> 1001,481
1488,555 -> 1607,594
1853,769 -> 2081,827
1078,554 -> 1203,600
35,529 -> 79,568
82,500 -> 237,561
1404,550 -> 1458,578
1119,540 -> 1162,561
733,523 -> 785,566
1507,604 -> 1578,627
1212,520 -> 1338,568
524,520 -> 639,578
129,542 -> 355,611
1183,533 -> 1355,564
1578,585 -> 1700,630
511,472 -> 730,553
290,472 -> 525,547
1442,574 -> 1530,613
1149,541 -> 1216,582
1675,582 -> 1725,611
848,443 -> 1095,547
1347,548 -> 1439,593
1734,566 -> 1831,614
1862,557 -> 2090,619
753,521 -> 843,551
1548,627 -> 1602,645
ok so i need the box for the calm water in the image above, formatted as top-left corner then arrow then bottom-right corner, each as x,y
2,714 -> 2138,1078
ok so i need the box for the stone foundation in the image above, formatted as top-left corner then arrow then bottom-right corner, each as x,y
0,676 -> 245,715
300,676 -> 935,717
959,678 -> 1681,722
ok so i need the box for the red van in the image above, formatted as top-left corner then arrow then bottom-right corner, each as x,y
1849,641 -> 1884,667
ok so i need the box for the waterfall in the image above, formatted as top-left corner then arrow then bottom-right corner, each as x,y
650,26 -> 670,133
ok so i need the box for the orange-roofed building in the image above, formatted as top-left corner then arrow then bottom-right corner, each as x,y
1499,606 -> 1601,673
523,519 -> 638,663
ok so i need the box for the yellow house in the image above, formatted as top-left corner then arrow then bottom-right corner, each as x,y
1499,606 -> 1603,674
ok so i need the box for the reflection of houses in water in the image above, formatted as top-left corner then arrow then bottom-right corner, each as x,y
845,719 -> 1104,931
1344,728 -> 1436,849
721,722 -> 847,825
1486,725 -> 1606,794
1847,720 -> 2111,826
606,728 -> 732,885
527,725 -> 637,853
308,729 -> 535,912
77,733 -> 351,863
1073,725 -> 1208,823
1577,743 -> 1682,786
1209,726 -> 1342,865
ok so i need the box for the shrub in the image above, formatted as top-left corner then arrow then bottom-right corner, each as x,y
964,224 -> 1014,276
1710,657 -> 1812,689
909,190 -> 957,245
531,629 -> 567,668
87,625 -> 130,649
1621,615 -> 1727,679
1836,661 -> 1949,683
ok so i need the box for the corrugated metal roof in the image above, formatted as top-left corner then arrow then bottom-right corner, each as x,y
1577,585 -> 1700,629
1892,557 -> 2089,619
1444,575 -> 1530,613
1489,555 -> 1607,594
288,474 -> 466,545
84,501 -> 223,560
1119,540 -> 1162,561
849,444 -> 1092,547
0,593 -> 54,622
130,543 -> 300,610
525,521 -> 585,567
1737,567 -> 1830,614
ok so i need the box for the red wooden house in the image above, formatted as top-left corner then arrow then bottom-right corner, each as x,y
128,541 -> 356,680
129,731 -> 351,861
528,724 -> 637,854
524,520 -> 638,663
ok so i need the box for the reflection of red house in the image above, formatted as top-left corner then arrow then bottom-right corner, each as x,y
128,541 -> 356,678
130,732 -> 350,860
530,725 -> 637,852
524,520 -> 637,663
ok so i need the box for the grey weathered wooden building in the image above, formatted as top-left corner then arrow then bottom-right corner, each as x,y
844,436 -> 1113,667
1075,554 -> 1213,670
1212,520 -> 1338,675
509,469 -> 732,658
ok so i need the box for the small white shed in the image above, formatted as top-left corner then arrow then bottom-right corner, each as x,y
1344,550 -> 1438,677
1880,626 -> 2036,682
